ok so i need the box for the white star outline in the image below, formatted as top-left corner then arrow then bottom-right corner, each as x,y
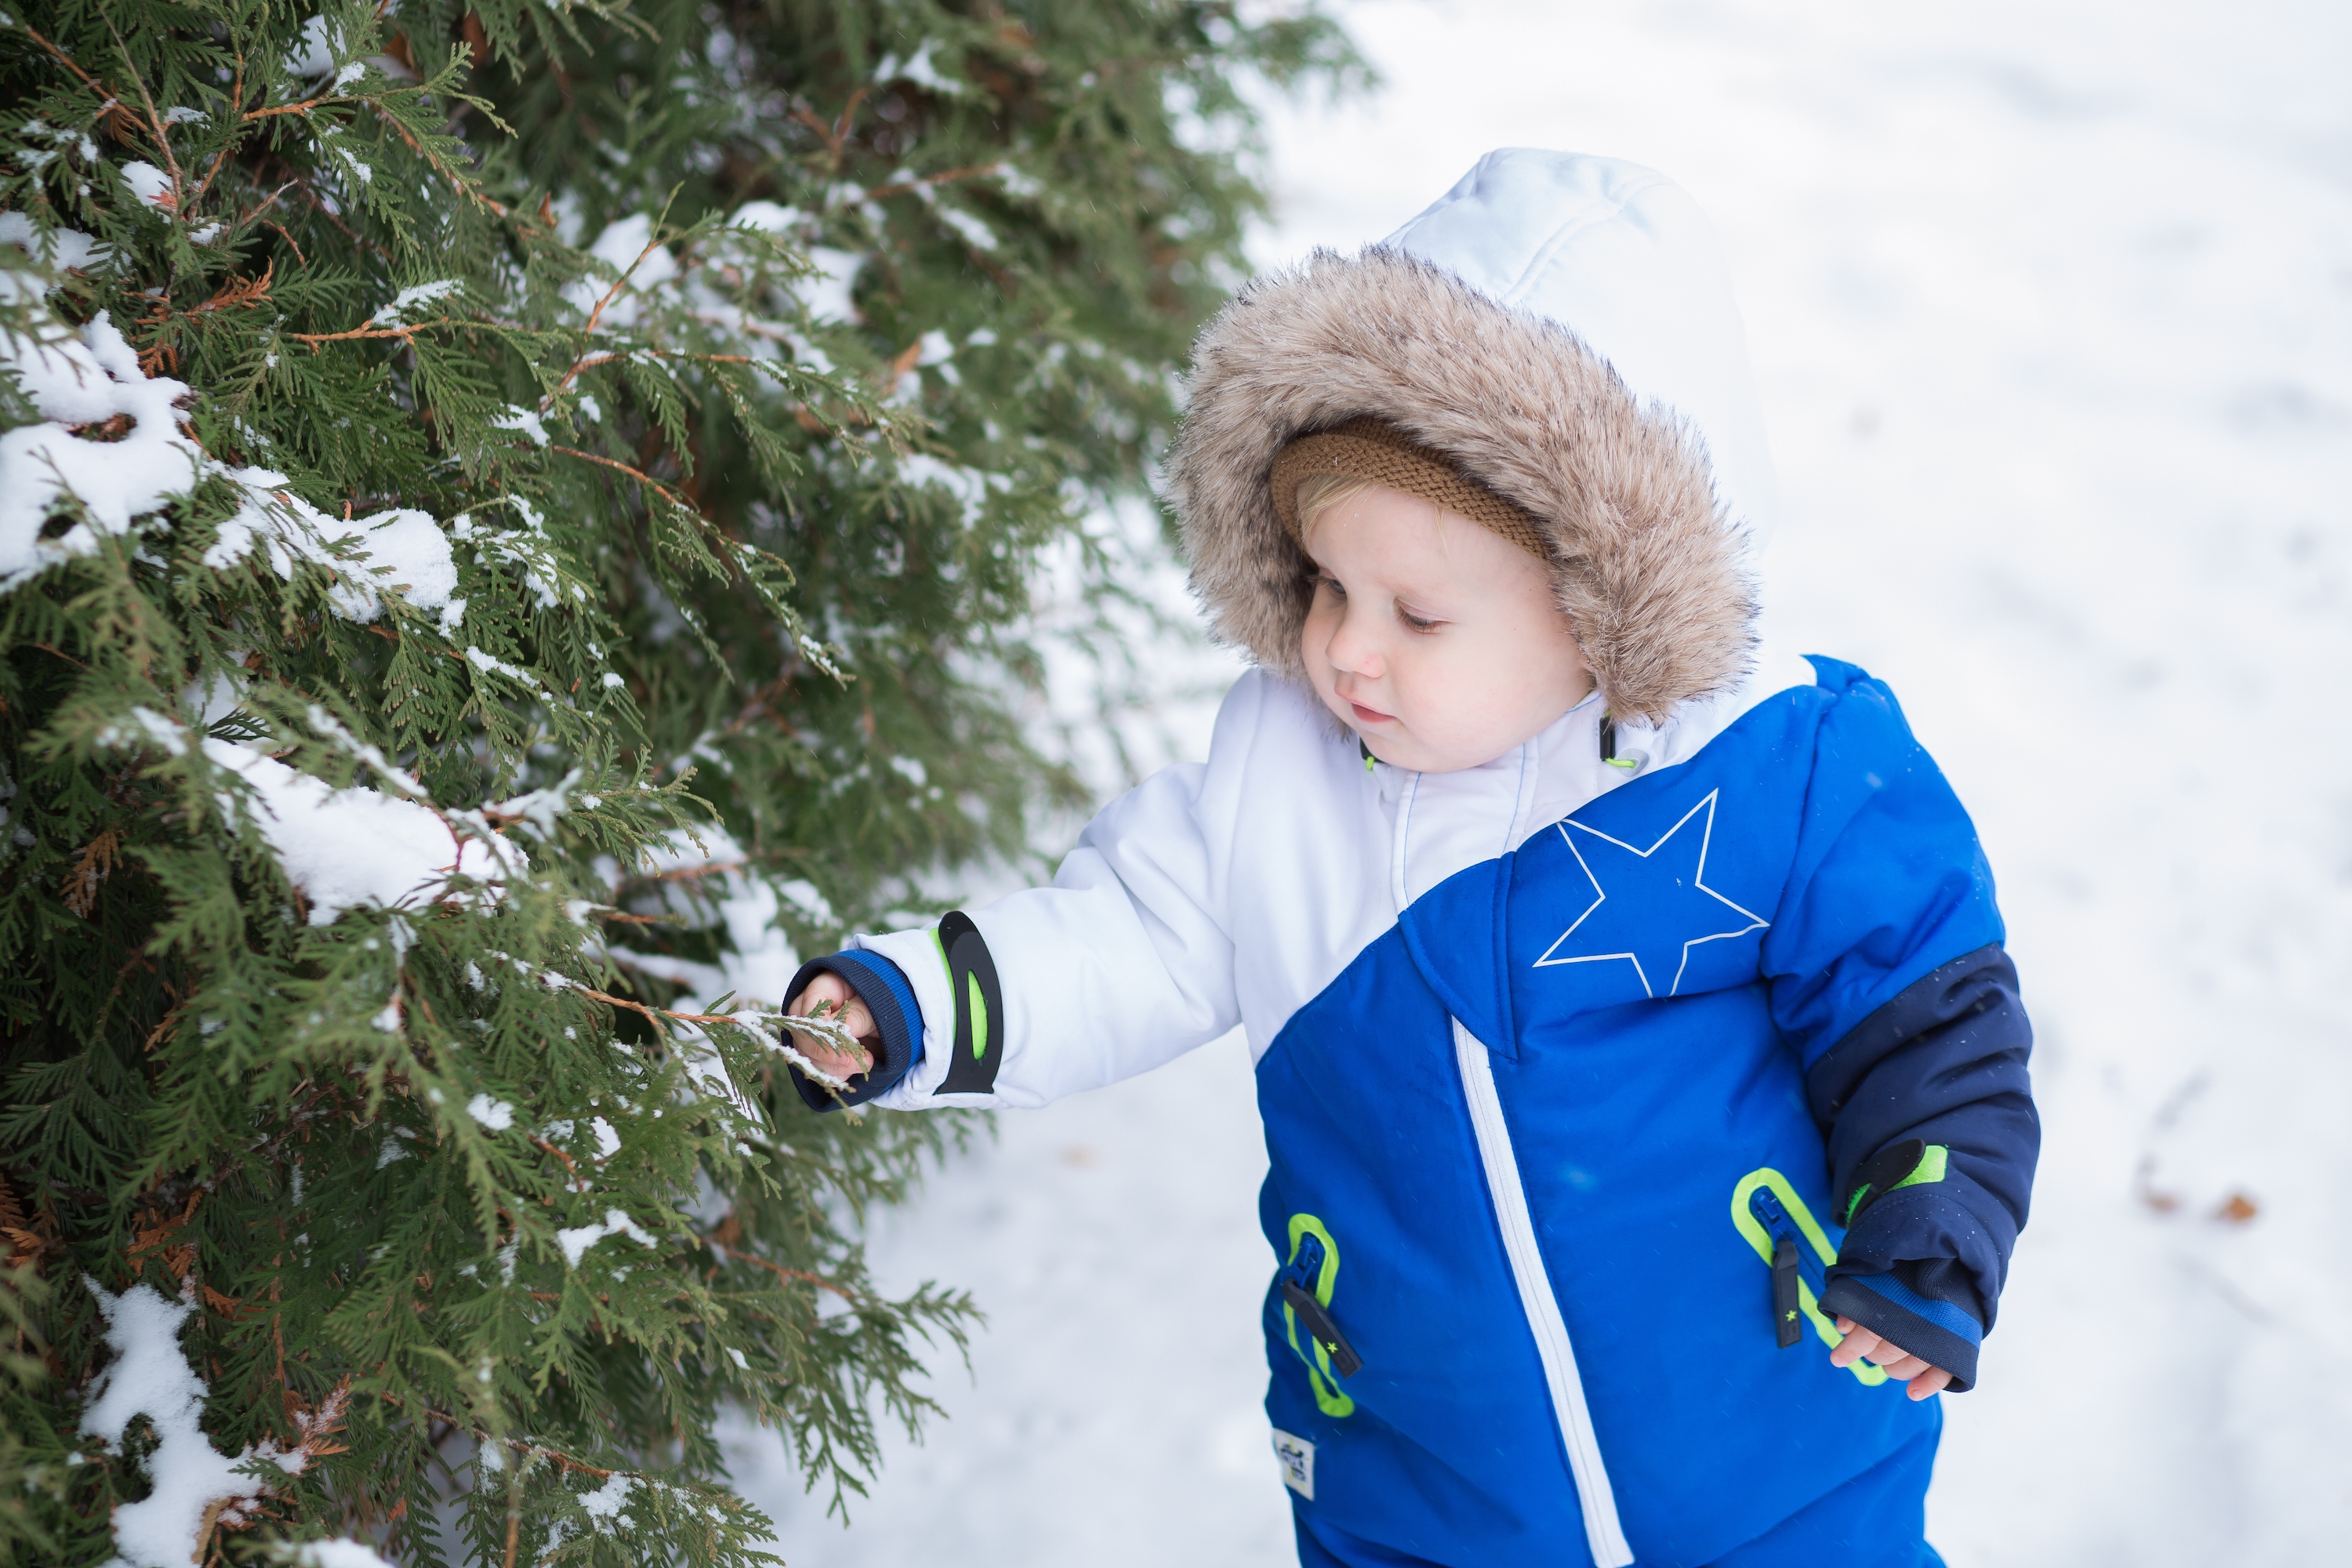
1531,789 -> 1770,997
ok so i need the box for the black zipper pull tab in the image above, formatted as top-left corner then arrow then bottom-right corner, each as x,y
1772,1236 -> 1802,1348
1282,1279 -> 1363,1377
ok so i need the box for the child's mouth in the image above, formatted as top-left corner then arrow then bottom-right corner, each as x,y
1348,700 -> 1395,725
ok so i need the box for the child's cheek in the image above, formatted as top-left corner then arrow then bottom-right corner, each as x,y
1300,595 -> 1341,681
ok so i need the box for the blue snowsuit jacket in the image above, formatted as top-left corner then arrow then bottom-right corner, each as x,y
789,658 -> 2036,1567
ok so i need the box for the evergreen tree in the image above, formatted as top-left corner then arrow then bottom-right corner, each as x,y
0,2 -> 1358,1562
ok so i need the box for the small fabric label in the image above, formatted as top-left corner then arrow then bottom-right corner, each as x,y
1272,1428 -> 1315,1501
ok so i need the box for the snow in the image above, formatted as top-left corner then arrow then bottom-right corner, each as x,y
466,1093 -> 515,1131
561,215 -> 681,327
80,1281 -> 272,1567
488,769 -> 584,841
578,1472 -> 635,1521
494,405 -> 550,446
0,310 -> 459,622
463,644 -> 544,691
557,1207 -> 658,1269
875,41 -> 969,98
0,211 -> 108,270
730,2 -> 2352,1566
201,735 -> 522,925
893,453 -> 998,524
120,162 -> 173,211
933,205 -> 997,253
732,201 -> 803,235
453,499 -> 568,612
287,1542 -> 396,1568
101,706 -> 190,758
209,482 -> 459,625
0,314 -> 205,586
787,248 -> 865,325
284,16 -> 337,78
365,278 -> 459,325
238,503 -> 465,623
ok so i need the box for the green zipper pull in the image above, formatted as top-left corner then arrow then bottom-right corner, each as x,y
1772,1236 -> 1802,1348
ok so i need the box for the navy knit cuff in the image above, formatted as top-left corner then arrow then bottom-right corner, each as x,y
784,949 -> 924,1113
1820,1270 -> 1982,1392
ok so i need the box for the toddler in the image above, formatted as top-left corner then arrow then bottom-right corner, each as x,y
786,151 -> 2036,1568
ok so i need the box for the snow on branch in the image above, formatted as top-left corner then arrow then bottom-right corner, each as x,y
205,735 -> 524,923
0,310 -> 463,632
0,313 -> 204,586
79,1279 -> 312,1567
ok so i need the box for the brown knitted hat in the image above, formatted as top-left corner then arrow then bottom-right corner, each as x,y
1268,416 -> 1548,559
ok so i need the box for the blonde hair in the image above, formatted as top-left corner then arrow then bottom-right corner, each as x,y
1293,470 -> 1384,543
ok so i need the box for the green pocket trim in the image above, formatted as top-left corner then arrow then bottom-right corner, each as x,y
1730,1168 -> 1888,1388
1283,1214 -> 1355,1418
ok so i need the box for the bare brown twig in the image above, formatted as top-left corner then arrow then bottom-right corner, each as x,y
728,1249 -> 861,1303
550,445 -> 692,513
863,162 -> 1001,201
107,21 -> 183,191
789,87 -> 869,163
287,315 -> 450,351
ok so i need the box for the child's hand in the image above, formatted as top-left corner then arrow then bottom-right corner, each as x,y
783,972 -> 877,1083
1831,1316 -> 1952,1400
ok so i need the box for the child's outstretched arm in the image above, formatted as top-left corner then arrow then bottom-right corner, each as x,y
779,673 -> 1297,1112
1763,661 -> 2040,1395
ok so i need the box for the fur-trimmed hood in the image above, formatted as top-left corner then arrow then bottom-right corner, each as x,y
1169,151 -> 1776,726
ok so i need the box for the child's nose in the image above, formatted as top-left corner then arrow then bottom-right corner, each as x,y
1327,606 -> 1392,677
1322,612 -> 1383,679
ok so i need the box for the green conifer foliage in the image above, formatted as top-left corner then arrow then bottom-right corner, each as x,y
0,2 -> 1358,1562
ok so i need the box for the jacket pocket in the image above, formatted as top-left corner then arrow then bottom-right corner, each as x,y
1729,1168 -> 1889,1388
1279,1214 -> 1359,1417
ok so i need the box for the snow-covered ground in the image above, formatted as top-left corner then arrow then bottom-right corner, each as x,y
728,2 -> 2352,1562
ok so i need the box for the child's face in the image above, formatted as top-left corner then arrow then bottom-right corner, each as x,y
1300,483 -> 1592,773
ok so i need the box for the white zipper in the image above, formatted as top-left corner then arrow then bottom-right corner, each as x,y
1454,1018 -> 1635,1568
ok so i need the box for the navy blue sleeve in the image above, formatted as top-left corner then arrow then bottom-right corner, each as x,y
783,949 -> 925,1113
1762,659 -> 2038,1392
1809,945 -> 2036,1392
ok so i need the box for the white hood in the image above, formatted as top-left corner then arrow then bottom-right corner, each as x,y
1382,149 -> 1780,550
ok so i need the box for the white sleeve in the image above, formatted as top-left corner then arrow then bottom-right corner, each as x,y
851,674 -> 1267,1110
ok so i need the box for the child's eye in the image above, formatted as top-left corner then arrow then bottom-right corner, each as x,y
1314,573 -> 1346,600
1396,602 -> 1441,633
